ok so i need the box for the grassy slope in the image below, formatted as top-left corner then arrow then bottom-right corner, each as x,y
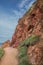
18,35 -> 40,65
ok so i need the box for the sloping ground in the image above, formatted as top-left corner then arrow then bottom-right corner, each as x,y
0,47 -> 19,65
11,0 -> 43,47
0,35 -> 43,65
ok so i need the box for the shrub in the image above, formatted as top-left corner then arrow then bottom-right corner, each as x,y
0,48 -> 5,59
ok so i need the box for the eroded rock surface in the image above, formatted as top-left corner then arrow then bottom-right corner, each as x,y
11,0 -> 43,47
28,39 -> 43,65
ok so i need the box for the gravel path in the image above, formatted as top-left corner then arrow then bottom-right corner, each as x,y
0,47 -> 19,65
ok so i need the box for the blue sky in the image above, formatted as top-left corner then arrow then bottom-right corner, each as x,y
0,0 -> 36,43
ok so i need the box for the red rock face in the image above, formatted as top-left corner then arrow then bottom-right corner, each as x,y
11,0 -> 43,47
27,39 -> 43,65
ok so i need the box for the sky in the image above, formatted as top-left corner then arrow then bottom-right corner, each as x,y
0,0 -> 36,43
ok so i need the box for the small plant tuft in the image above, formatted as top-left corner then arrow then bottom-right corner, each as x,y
0,48 -> 5,60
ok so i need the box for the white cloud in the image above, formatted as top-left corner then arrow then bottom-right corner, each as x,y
18,0 -> 36,10
19,0 -> 28,8
11,0 -> 36,28
25,0 -> 35,11
12,9 -> 25,18
18,0 -> 36,17
13,10 -> 21,16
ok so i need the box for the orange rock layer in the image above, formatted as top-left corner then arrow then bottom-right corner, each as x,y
2,40 -> 10,48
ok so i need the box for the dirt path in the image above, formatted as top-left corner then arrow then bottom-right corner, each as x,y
0,47 -> 19,65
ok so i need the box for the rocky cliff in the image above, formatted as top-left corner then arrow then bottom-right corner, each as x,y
10,0 -> 43,47
1,0 -> 43,65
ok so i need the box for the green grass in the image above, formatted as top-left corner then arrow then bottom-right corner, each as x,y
18,35 -> 40,65
0,48 -> 5,59
18,46 -> 32,65
19,35 -> 40,47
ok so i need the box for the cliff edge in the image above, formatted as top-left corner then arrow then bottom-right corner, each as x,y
11,0 -> 43,47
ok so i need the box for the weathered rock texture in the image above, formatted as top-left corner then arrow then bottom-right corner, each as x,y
2,40 -> 10,48
11,0 -> 43,47
10,0 -> 43,65
28,39 -> 43,65
1,0 -> 43,65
